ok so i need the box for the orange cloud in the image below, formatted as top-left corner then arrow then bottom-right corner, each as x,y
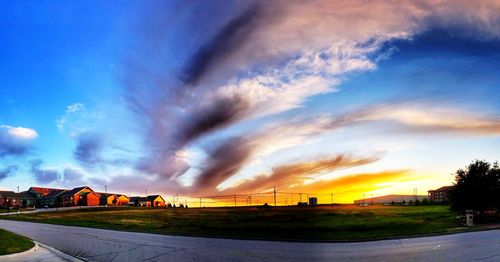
223,155 -> 379,194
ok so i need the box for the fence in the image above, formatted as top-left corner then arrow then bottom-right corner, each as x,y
163,191 -> 339,208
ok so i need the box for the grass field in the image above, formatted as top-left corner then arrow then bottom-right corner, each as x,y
0,228 -> 34,255
0,205 -> 466,241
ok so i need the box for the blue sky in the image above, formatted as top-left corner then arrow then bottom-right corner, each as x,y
1,1 -> 500,202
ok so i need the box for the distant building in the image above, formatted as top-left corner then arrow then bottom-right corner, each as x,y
39,189 -> 66,208
59,186 -> 100,207
354,194 -> 427,205
0,191 -> 20,208
99,193 -> 118,206
130,196 -> 150,206
130,195 -> 165,207
18,191 -> 37,207
147,195 -> 166,207
116,195 -> 130,206
308,197 -> 318,206
428,186 -> 453,203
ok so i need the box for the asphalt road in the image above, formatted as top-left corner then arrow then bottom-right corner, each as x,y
0,220 -> 499,262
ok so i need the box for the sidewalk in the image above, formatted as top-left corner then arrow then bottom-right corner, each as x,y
1,241 -> 83,262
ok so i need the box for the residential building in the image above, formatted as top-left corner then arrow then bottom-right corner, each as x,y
116,195 -> 130,206
59,186 -> 100,207
39,189 -> 66,207
18,191 -> 37,207
130,196 -> 150,206
0,191 -> 20,208
428,186 -> 453,203
99,193 -> 118,206
147,195 -> 166,207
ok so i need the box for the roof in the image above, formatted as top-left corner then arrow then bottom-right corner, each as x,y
116,194 -> 130,199
428,186 -> 453,192
97,193 -> 117,198
0,191 -> 19,198
130,196 -> 148,202
147,195 -> 165,202
29,187 -> 66,196
43,189 -> 66,198
79,191 -> 100,197
18,191 -> 37,199
60,186 -> 92,197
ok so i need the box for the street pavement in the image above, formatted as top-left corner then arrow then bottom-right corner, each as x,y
0,220 -> 499,261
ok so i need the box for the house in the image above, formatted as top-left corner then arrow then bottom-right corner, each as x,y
116,195 -> 130,206
147,195 -> 166,207
28,187 -> 66,207
0,191 -> 21,208
59,186 -> 100,207
428,186 -> 453,203
18,191 -> 37,207
353,194 -> 427,205
99,193 -> 118,206
39,189 -> 67,208
130,196 -> 150,206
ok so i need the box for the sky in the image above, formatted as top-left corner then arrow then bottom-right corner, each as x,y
1,0 -> 500,203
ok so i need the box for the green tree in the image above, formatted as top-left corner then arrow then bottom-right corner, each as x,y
450,160 -> 500,214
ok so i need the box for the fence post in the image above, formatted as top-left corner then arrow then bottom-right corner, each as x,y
273,187 -> 277,207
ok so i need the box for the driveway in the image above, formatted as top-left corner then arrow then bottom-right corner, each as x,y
0,220 -> 499,261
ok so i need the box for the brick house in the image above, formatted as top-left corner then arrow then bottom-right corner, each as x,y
60,186 -> 100,207
0,191 -> 20,208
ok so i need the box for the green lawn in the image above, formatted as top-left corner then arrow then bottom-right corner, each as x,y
0,205 -> 466,241
0,229 -> 34,255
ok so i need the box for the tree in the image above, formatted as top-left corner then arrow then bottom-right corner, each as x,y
449,160 -> 500,214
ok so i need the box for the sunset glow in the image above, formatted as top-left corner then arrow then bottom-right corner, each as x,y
1,1 -> 500,204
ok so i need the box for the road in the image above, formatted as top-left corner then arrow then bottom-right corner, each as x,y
0,220 -> 499,261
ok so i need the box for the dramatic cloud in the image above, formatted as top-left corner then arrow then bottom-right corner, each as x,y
0,125 -> 38,158
29,159 -> 59,184
119,0 -> 500,195
0,165 -> 17,181
180,3 -> 262,86
73,132 -> 103,168
222,155 -> 380,194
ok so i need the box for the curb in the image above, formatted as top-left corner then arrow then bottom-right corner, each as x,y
37,242 -> 86,262
0,241 -> 39,259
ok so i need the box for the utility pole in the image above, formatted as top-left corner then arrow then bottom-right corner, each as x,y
199,197 -> 202,208
105,185 -> 108,207
17,186 -> 19,193
273,187 -> 277,207
249,196 -> 252,206
145,189 -> 148,197
234,194 -> 237,207
331,193 -> 334,205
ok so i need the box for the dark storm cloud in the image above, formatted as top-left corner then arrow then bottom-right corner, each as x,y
0,165 -> 17,181
179,95 -> 249,147
73,132 -> 103,168
193,136 -> 254,193
180,3 -> 262,86
29,159 -> 59,184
